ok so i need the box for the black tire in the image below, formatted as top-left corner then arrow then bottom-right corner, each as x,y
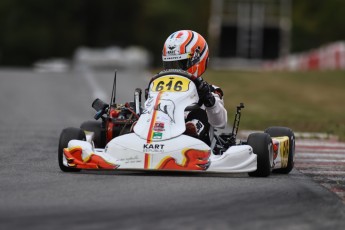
247,133 -> 273,177
265,126 -> 295,174
58,127 -> 86,172
80,121 -> 105,148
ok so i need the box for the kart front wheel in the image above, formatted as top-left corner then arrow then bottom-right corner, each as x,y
58,127 -> 86,172
247,133 -> 273,177
265,126 -> 295,174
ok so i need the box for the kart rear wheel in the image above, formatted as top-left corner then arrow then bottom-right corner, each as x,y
80,121 -> 105,148
58,127 -> 86,172
265,126 -> 295,174
247,133 -> 273,177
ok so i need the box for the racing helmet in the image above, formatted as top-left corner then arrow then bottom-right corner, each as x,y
162,30 -> 209,78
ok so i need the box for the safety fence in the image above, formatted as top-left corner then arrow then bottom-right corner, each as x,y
263,41 -> 345,71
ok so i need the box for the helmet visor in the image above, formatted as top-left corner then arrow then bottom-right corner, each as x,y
163,59 -> 191,70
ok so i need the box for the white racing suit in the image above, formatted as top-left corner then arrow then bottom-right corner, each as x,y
185,85 -> 227,145
205,86 -> 227,128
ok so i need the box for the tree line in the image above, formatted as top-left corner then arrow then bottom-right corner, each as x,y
0,0 -> 344,66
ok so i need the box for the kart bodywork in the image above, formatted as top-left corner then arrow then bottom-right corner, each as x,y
59,70 -> 295,177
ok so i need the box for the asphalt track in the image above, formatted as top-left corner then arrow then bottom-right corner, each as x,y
1,68 -> 345,230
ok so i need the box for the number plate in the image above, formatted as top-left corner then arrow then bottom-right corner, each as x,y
151,76 -> 190,92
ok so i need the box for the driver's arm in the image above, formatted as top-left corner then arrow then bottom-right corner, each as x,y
197,80 -> 228,128
205,92 -> 227,128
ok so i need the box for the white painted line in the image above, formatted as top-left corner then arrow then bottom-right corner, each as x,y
78,64 -> 107,100
296,159 -> 345,163
326,177 -> 345,182
296,153 -> 345,158
299,170 -> 345,175
296,142 -> 345,148
296,147 -> 345,151
296,149 -> 345,154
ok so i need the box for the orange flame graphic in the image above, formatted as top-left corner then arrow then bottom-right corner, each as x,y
156,149 -> 210,171
63,147 -> 118,170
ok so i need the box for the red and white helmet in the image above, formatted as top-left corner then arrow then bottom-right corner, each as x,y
162,30 -> 209,78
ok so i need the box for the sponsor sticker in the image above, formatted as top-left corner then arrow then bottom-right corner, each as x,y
152,132 -> 163,139
153,122 -> 165,131
143,143 -> 165,153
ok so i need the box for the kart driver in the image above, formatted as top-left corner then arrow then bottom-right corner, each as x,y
160,30 -> 228,145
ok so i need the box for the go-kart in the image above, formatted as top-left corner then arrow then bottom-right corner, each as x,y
58,69 -> 295,177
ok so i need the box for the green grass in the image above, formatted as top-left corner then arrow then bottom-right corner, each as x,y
203,70 -> 345,140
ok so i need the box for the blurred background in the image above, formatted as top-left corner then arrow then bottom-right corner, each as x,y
0,0 -> 344,69
2,2 -> 345,228
0,0 -> 344,139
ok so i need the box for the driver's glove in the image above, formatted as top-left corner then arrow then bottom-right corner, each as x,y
197,80 -> 215,107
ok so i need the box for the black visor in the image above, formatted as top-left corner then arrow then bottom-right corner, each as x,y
163,59 -> 191,70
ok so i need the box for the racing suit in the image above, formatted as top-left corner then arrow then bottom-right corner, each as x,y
145,71 -> 227,146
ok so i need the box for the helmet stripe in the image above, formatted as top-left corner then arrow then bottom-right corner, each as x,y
186,33 -> 198,51
180,30 -> 192,54
185,31 -> 194,50
176,31 -> 184,38
170,32 -> 177,39
163,44 -> 167,56
200,43 -> 208,57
